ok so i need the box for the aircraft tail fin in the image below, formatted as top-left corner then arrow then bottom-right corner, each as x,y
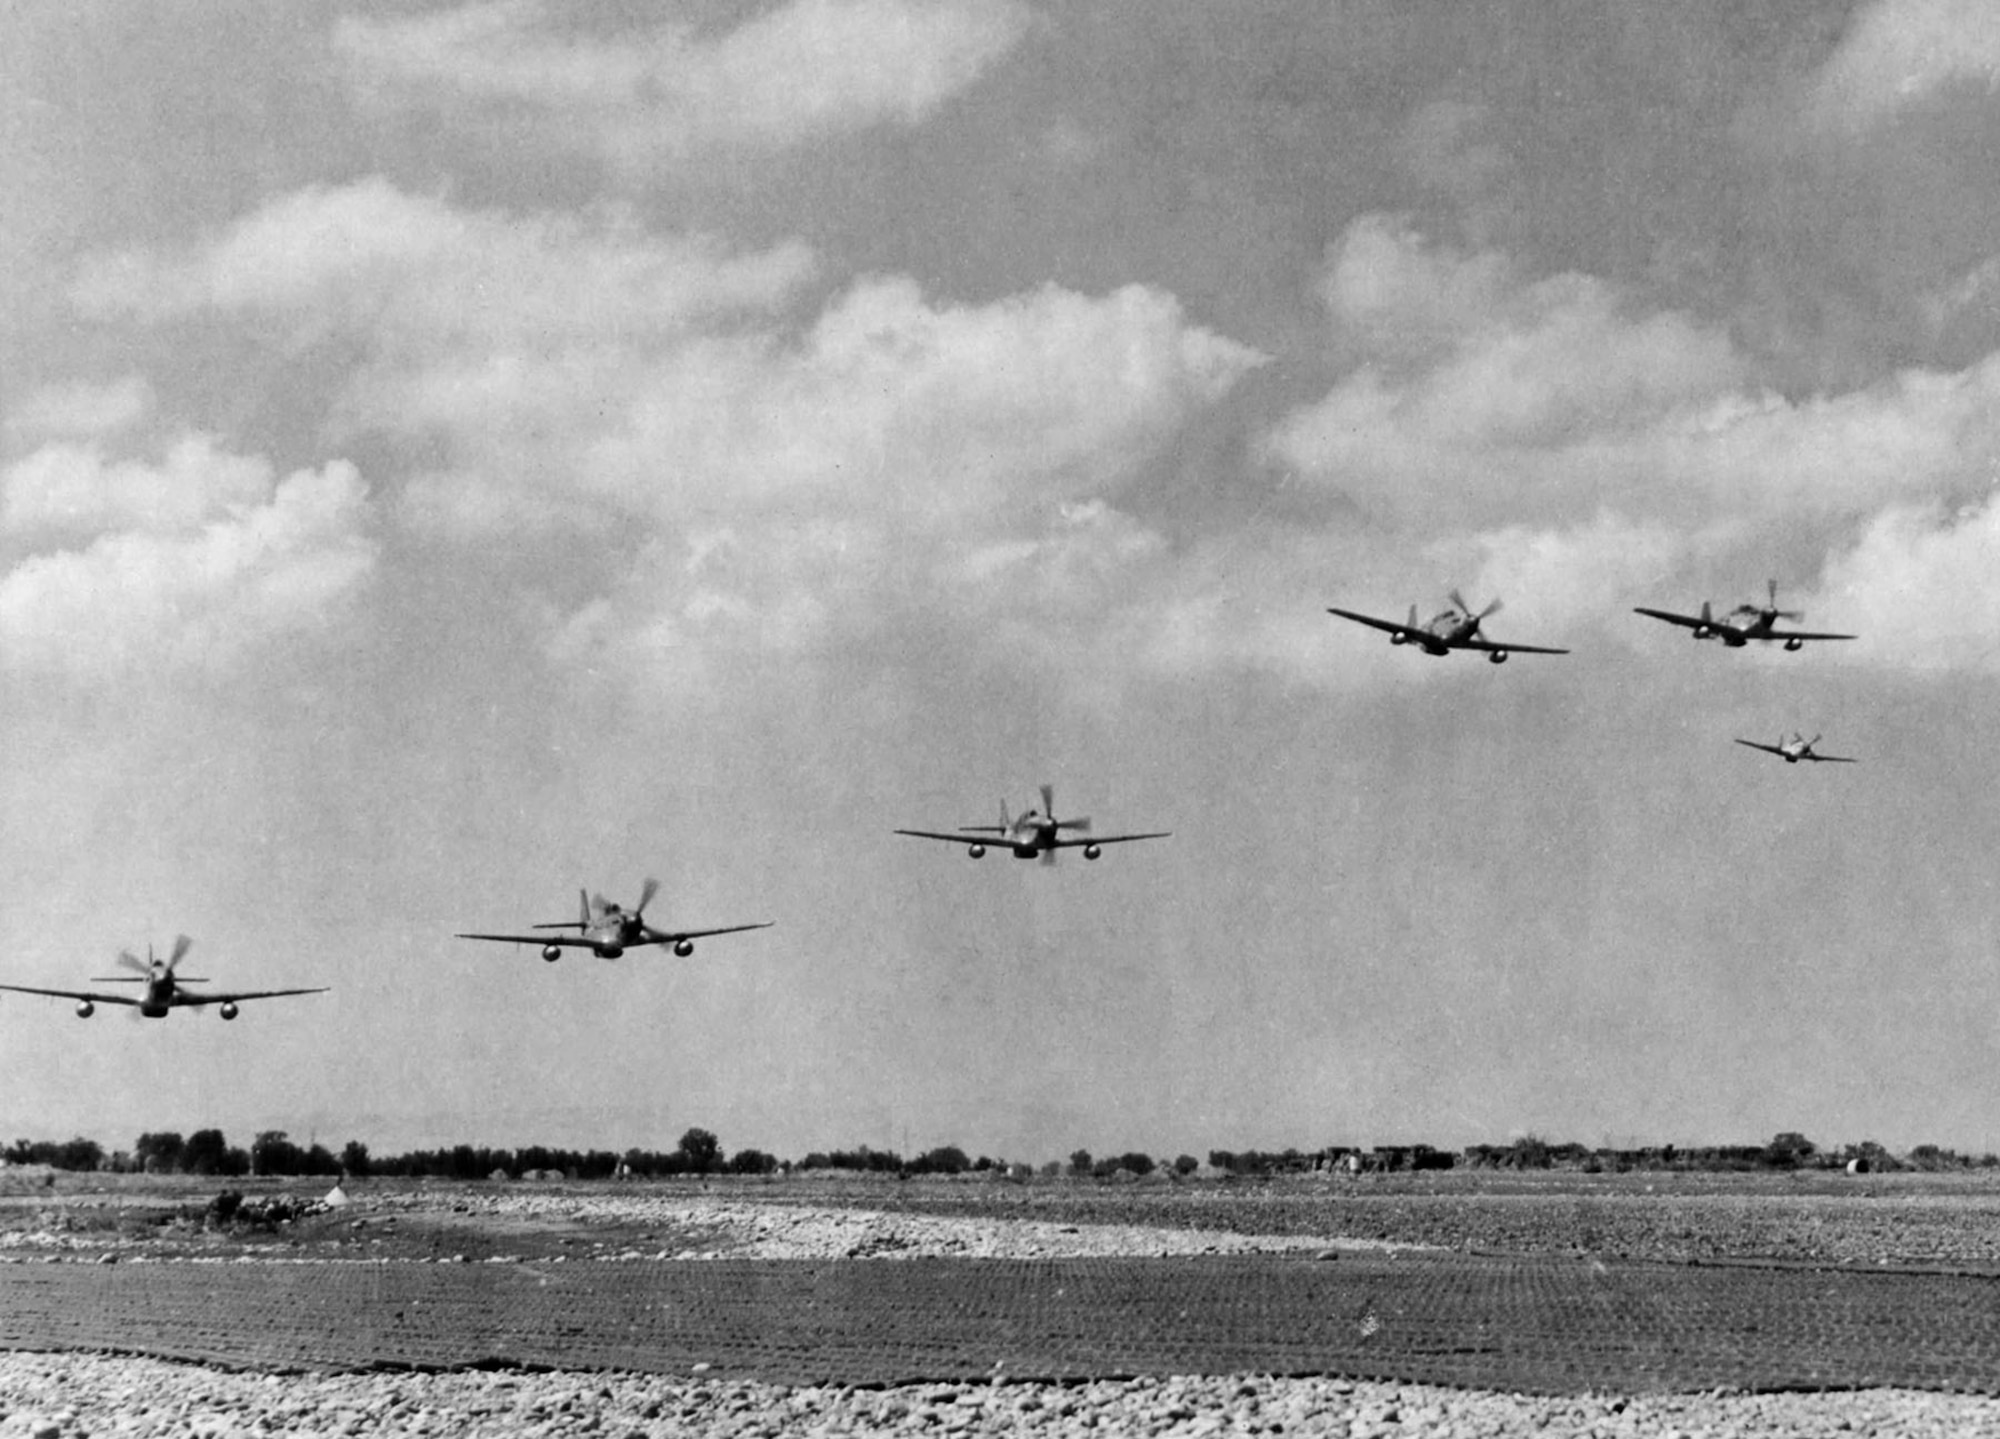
581,888 -> 592,927
1407,604 -> 1419,629
1700,600 -> 1712,624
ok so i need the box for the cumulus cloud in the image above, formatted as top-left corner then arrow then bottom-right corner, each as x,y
1803,0 -> 2000,134
1272,217 -> 2000,530
74,177 -> 818,340
1270,220 -> 1751,525
335,0 -> 1033,167
4,432 -> 273,535
0,452 -> 376,683
6,376 -> 153,440
1817,496 -> 2000,670
76,180 -> 1264,695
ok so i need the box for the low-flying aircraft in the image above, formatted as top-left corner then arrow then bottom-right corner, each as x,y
1633,581 -> 1855,650
895,784 -> 1170,864
1325,591 -> 1569,662
457,879 -> 772,962
1735,733 -> 1857,764
0,936 -> 328,1020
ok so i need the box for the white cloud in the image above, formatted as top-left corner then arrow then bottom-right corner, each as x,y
1464,515 -> 1686,638
1272,217 -> 2000,535
335,0 -> 1034,167
6,376 -> 153,440
1274,223 -> 1748,519
74,177 -> 818,341
0,458 -> 376,682
1817,496 -> 2000,670
4,432 -> 273,535
1803,0 -> 2000,134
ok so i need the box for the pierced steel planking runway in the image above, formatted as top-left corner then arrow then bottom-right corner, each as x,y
2,1253 -> 1997,1393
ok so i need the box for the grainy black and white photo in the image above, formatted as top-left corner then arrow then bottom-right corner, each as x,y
4,2 -> 2000,1433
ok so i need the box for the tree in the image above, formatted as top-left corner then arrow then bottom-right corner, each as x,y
183,1130 -> 232,1175
1173,1154 -> 1200,1176
1068,1149 -> 1093,1176
134,1132 -> 185,1173
252,1131 -> 304,1176
729,1148 -> 777,1174
340,1140 -> 371,1178
1765,1132 -> 1816,1169
55,1136 -> 104,1171
678,1127 -> 722,1174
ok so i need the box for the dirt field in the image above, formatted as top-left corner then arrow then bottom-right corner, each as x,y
1,1168 -> 1998,1396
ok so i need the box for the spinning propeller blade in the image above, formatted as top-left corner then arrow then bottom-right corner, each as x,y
167,935 -> 192,972
116,950 -> 148,975
1450,589 -> 1502,626
635,877 -> 660,919
1768,579 -> 1803,620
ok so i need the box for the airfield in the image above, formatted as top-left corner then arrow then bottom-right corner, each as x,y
3,1168 -> 2000,1435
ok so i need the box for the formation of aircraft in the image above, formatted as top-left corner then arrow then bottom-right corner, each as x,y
456,878 -> 773,961
0,936 -> 327,1021
3,578 -> 1861,1026
1633,580 -> 1856,650
896,783 -> 1170,864
1325,590 -> 1568,662
1735,734 -> 1856,765
1325,582 -> 1863,762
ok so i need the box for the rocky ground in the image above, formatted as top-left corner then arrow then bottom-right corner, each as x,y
2,1353 -> 1999,1437
5,1177 -> 1999,1434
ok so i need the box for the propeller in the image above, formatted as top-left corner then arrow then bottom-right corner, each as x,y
166,934 -> 192,972
1766,580 -> 1803,620
1450,590 -> 1503,629
632,878 -> 665,939
116,950 -> 149,976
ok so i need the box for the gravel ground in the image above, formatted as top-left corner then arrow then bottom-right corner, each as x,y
3,1353 -> 2000,1437
7,1182 -> 1998,1433
463,1192 -> 1412,1261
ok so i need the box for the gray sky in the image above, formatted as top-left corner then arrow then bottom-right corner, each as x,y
5,0 -> 2000,1163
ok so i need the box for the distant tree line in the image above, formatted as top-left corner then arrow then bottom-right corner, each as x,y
7,1129 -> 1996,1178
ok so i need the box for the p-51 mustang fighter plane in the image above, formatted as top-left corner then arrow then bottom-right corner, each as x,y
0,936 -> 327,1020
1634,581 -> 1855,650
896,784 -> 1170,865
1735,733 -> 1857,764
1325,591 -> 1568,663
457,879 -> 772,962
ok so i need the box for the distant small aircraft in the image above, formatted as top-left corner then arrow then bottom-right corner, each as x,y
0,936 -> 327,1020
1634,581 -> 1855,650
1325,591 -> 1569,663
896,784 -> 1170,865
457,879 -> 772,962
1735,733 -> 1857,764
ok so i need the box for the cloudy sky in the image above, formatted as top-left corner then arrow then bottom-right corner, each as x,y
5,0 -> 2000,1163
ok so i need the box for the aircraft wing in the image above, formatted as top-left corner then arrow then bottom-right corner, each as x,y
1803,752 -> 1858,763
1446,636 -> 1569,655
638,922 -> 774,946
171,987 -> 329,1007
1734,739 -> 1788,757
894,828 -> 1006,845
1764,628 -> 1856,642
0,983 -> 141,1006
455,932 -> 602,948
1326,606 -> 1414,638
1633,606 -> 1705,630
1046,832 -> 1173,849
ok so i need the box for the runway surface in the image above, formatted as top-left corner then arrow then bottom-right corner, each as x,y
4,1252 -> 1998,1393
